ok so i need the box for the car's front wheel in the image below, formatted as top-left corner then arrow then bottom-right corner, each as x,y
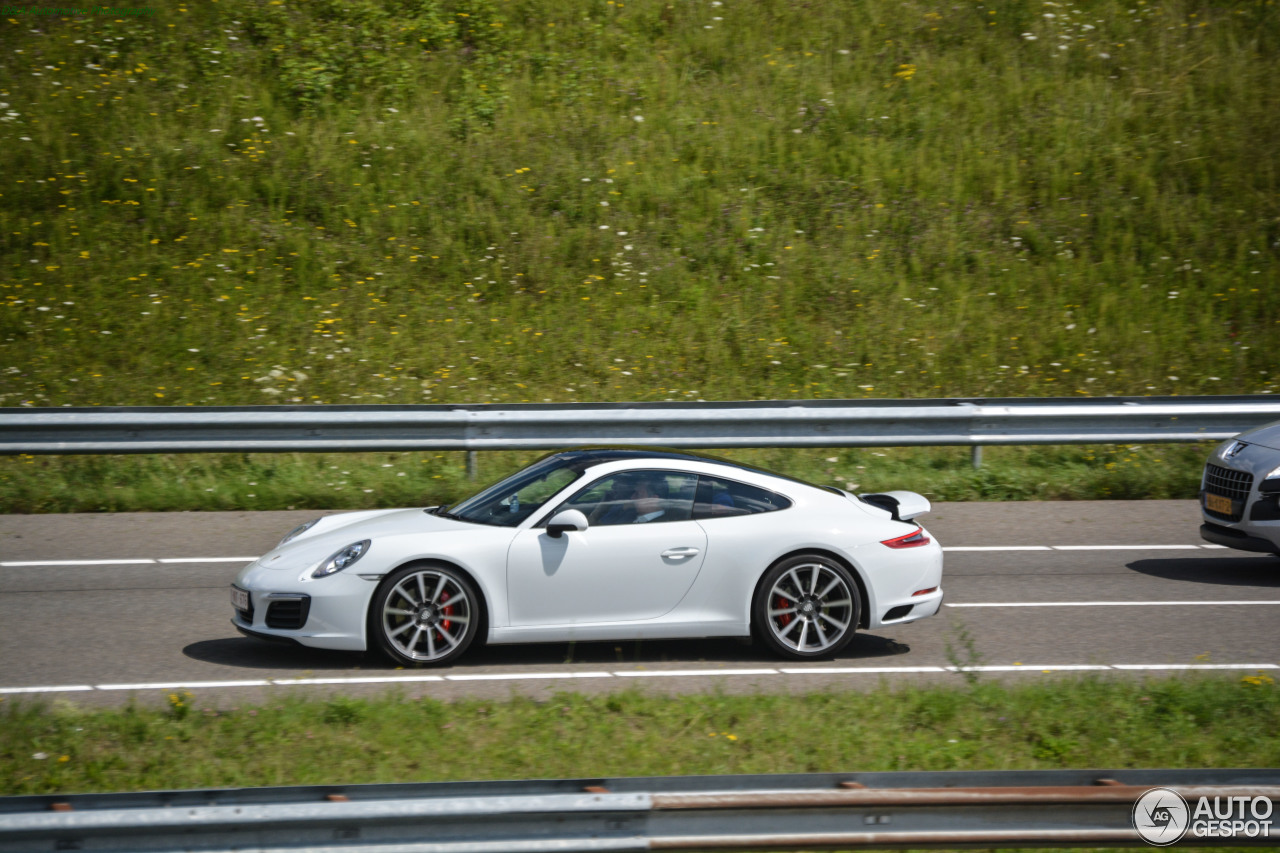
753,554 -> 860,659
370,563 -> 479,666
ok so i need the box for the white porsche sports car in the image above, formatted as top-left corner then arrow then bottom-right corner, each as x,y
232,449 -> 944,666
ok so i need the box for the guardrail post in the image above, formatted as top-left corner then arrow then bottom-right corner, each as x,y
972,446 -> 983,469
467,450 -> 478,481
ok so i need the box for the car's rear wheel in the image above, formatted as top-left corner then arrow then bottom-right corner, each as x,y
753,554 -> 860,659
370,563 -> 479,666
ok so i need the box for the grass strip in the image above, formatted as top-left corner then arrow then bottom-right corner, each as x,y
3,674 -> 1277,795
0,443 -> 1214,513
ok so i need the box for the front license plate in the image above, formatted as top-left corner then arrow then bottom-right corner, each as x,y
1204,492 -> 1235,515
230,586 -> 250,611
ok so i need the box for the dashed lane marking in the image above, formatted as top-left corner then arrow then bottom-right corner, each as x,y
4,663 -> 1276,695
1,558 -> 257,567
445,672 -> 615,682
614,668 -> 780,678
948,601 -> 1280,607
3,559 -> 160,567
943,546 -> 1052,551
1050,544 -> 1204,551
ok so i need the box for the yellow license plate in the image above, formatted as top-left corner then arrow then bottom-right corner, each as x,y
1205,492 -> 1235,515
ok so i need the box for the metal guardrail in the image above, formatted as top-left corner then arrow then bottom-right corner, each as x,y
2,769 -> 1277,851
2,395 -> 1278,455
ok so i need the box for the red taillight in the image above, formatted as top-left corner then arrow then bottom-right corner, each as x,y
880,528 -> 931,549
912,586 -> 938,597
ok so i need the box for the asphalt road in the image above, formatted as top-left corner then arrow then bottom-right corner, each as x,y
1,501 -> 1277,706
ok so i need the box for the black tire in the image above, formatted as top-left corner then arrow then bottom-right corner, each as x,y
752,554 -> 861,660
369,563 -> 480,667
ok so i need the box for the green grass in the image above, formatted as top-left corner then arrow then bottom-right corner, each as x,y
3,675 -> 1278,794
0,0 -> 1276,510
1,0 -> 1275,407
0,442 -> 1213,512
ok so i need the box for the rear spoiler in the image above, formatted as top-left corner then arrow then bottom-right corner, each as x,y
859,491 -> 931,522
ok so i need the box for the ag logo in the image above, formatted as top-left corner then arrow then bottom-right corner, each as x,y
1133,787 -> 1190,846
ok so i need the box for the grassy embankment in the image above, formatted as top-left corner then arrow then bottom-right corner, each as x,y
4,675 -> 1278,795
0,0 -> 1276,511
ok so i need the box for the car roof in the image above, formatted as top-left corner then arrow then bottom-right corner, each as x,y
544,447 -> 836,493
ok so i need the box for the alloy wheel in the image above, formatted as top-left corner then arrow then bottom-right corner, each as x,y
764,561 -> 855,654
379,568 -> 475,663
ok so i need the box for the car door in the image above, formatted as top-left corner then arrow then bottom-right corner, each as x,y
505,470 -> 707,625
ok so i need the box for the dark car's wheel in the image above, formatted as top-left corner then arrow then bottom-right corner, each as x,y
753,554 -> 861,659
370,563 -> 479,667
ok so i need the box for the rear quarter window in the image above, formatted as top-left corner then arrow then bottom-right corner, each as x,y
693,476 -> 793,520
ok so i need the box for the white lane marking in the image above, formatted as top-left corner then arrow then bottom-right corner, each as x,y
959,665 -> 1112,672
1,543 -> 1241,568
276,676 -> 444,685
946,544 -> 1213,552
94,680 -> 273,690
4,662 -> 1277,695
446,672 -> 614,682
1,559 -> 158,567
948,601 -> 1280,608
1050,544 -> 1203,551
614,668 -> 779,678
0,558 -> 253,567
945,546 -> 1053,552
1111,664 -> 1280,671
780,666 -> 947,674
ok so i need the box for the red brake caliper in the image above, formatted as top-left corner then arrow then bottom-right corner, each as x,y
776,595 -> 792,629
439,590 -> 453,638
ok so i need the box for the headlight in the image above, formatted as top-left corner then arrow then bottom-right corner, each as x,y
1266,464 -> 1280,482
279,518 -> 320,547
312,540 -> 370,579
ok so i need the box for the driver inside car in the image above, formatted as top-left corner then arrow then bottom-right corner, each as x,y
592,475 -> 667,525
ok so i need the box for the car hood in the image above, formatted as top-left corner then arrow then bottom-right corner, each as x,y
255,507 -> 478,574
1235,419 -> 1280,452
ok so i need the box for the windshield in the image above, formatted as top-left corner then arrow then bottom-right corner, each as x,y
445,454 -> 584,527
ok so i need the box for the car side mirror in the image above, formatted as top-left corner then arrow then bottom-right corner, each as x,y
545,509 -> 588,538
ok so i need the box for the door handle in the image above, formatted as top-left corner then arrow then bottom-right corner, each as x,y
661,547 -> 700,558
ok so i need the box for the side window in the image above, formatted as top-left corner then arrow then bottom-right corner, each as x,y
554,470 -> 697,526
506,467 -> 578,517
693,476 -> 792,520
